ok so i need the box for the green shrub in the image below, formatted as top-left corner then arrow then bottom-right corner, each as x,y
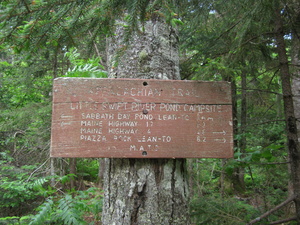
190,194 -> 259,225
0,161 -> 51,216
29,188 -> 102,225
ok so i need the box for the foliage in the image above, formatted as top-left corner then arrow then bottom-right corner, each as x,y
63,48 -> 107,78
0,57 -> 52,108
190,194 -> 259,224
190,191 -> 293,224
0,184 -> 102,225
29,188 -> 102,225
0,0 -> 109,53
76,159 -> 99,182
0,151 -> 101,223
0,158 -> 52,216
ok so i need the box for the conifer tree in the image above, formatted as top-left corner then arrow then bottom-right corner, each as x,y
102,10 -> 190,223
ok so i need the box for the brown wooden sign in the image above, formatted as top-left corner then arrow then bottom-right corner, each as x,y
50,78 -> 233,158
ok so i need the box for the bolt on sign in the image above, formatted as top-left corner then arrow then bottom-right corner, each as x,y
50,78 -> 233,158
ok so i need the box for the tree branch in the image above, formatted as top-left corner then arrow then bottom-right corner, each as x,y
237,88 -> 282,95
269,216 -> 297,225
26,158 -> 50,182
248,119 -> 285,127
249,161 -> 290,165
21,0 -> 31,13
247,194 -> 297,224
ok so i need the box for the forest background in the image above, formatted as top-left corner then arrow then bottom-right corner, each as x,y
0,0 -> 300,224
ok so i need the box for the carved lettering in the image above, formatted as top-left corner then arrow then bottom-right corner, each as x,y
80,128 -> 102,134
108,121 -> 138,127
129,88 -> 161,97
80,135 -> 107,142
97,87 -> 162,97
117,113 -> 130,120
131,102 -> 156,111
137,136 -> 172,143
101,102 -> 128,110
134,114 -> 154,120
81,113 -> 114,120
184,104 -> 222,113
81,120 -> 103,126
108,128 -> 138,134
159,103 -> 181,111
129,144 -> 159,151
113,135 -> 132,142
156,114 -> 189,120
172,88 -> 200,97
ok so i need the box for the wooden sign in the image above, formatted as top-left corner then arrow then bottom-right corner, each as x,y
50,78 -> 233,158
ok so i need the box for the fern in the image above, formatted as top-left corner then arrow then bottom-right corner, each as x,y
63,47 -> 107,78
30,177 -> 48,190
29,187 -> 102,225
30,194 -> 89,225
29,197 -> 54,225
66,64 -> 107,78
57,194 -> 86,225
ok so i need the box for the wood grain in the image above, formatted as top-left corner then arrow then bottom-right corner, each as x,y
51,78 -> 233,158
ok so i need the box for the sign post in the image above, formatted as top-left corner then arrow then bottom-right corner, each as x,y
51,78 -> 233,158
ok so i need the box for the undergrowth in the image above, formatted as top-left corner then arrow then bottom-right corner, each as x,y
190,194 -> 260,224
0,187 -> 102,225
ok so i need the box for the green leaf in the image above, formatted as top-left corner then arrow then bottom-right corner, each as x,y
171,18 -> 184,26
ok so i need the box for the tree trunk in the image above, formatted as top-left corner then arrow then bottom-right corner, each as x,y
274,6 -> 300,222
222,77 -> 240,195
69,158 -> 76,190
291,4 -> 300,150
291,3 -> 300,219
50,157 -> 55,187
98,158 -> 105,188
238,71 -> 247,190
101,17 -> 190,224
232,71 -> 247,194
